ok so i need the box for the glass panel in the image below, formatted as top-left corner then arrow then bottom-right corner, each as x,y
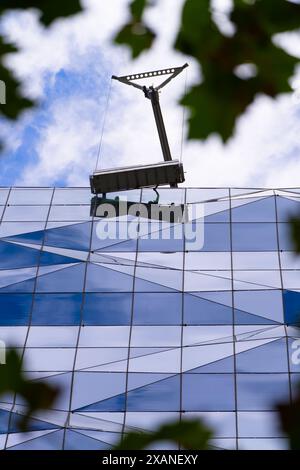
0,294 -> 32,325
231,196 -> 276,222
280,252 -> 300,270
48,205 -> 92,221
8,189 -> 53,205
186,188 -> 229,203
184,271 -> 232,292
189,201 -> 229,223
125,412 -> 179,431
236,338 -> 288,372
0,241 -> 40,269
233,252 -> 279,270
133,293 -> 182,325
32,293 -> 82,325
2,206 -> 49,222
83,293 -> 132,325
233,270 -> 281,290
0,222 -> 45,239
283,290 -> 300,325
291,373 -> 300,401
184,412 -> 236,438
86,263 -> 134,292
278,223 -> 294,251
137,251 -> 183,269
130,326 -> 181,347
26,326 -> 78,347
35,263 -> 85,293
23,348 -> 75,371
75,347 -> 128,372
138,228 -> 184,252
182,343 -> 234,373
184,292 -> 233,325
187,223 -> 230,252
277,196 -> 300,222
92,222 -> 137,252
127,374 -> 180,412
71,371 -> 126,411
182,325 -> 233,346
0,189 -> 9,205
45,221 -> 91,251
0,327 -> 28,347
129,348 -> 181,373
234,290 -> 284,324
238,438 -> 288,450
142,188 -> 185,205
182,374 -> 235,411
52,188 -> 92,205
185,252 -> 231,270
135,265 -> 182,292
282,271 -> 300,290
288,338 -> 300,371
238,411 -> 283,438
237,374 -> 290,410
78,326 -> 130,347
232,223 -> 277,251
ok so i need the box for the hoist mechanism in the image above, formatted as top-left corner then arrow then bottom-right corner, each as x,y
90,63 -> 188,196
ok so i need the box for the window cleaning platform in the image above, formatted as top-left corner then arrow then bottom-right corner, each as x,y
90,160 -> 184,195
90,64 -> 188,196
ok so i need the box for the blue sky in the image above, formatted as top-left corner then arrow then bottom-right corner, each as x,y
1,0 -> 300,188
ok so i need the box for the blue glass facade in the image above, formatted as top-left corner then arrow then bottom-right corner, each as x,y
0,187 -> 300,450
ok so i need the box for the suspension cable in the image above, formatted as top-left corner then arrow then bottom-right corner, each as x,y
180,66 -> 188,164
94,78 -> 112,172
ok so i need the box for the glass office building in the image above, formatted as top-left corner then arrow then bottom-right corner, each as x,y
0,186 -> 300,450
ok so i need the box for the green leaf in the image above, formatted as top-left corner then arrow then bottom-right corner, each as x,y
0,0 -> 83,26
290,216 -> 300,253
278,382 -> 300,450
0,1 -> 84,122
173,0 -> 300,141
130,0 -> 149,21
0,349 -> 59,432
114,0 -> 155,58
0,35 -> 33,120
115,419 -> 212,450
115,22 -> 155,59
233,0 -> 300,35
175,0 -> 222,60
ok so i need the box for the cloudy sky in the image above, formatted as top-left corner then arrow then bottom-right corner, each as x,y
1,0 -> 300,188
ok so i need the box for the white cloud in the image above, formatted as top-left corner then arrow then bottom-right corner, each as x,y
1,0 -> 300,189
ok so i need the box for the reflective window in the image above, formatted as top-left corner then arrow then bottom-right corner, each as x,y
278,223 -> 294,251
236,374 -> 290,410
238,411 -> 283,438
133,293 -> 182,325
232,223 -> 277,251
3,206 -> 49,222
83,293 -> 132,325
231,196 -> 276,222
127,374 -> 180,411
277,196 -> 300,222
32,294 -> 82,325
8,188 -> 53,205
48,205 -> 92,221
187,223 -> 230,251
182,374 -> 235,411
0,294 -> 32,325
0,189 -> 9,205
0,186 -> 299,450
52,188 -> 92,205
